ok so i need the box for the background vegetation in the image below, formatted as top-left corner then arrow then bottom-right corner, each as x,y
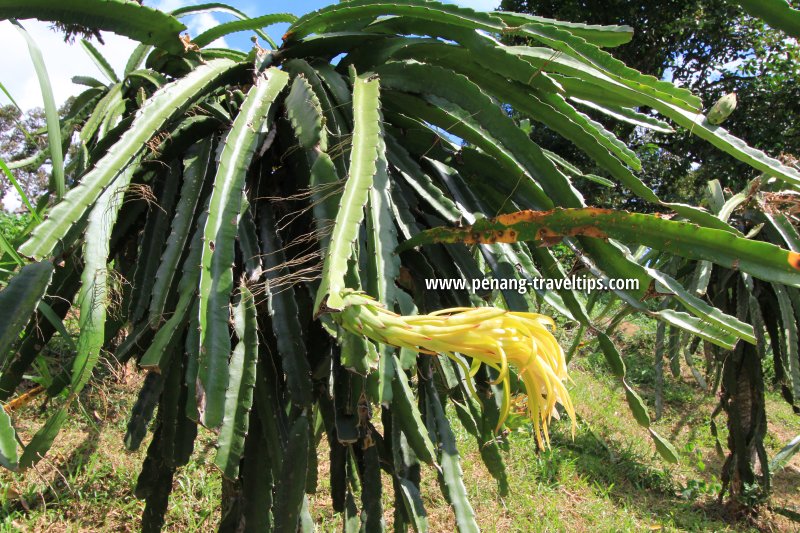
502,0 -> 800,208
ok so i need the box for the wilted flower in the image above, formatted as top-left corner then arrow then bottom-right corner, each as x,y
335,291 -> 576,448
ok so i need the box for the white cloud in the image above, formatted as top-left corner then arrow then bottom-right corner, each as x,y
451,0 -> 500,11
2,189 -> 21,212
150,0 -> 228,47
150,0 -> 188,12
0,20 -> 137,110
188,12 -> 230,48
0,8 -> 227,112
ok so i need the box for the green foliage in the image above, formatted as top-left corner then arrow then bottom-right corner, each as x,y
736,0 -> 800,39
0,107 -> 50,202
0,0 -> 799,529
0,261 -> 52,368
11,21 -> 64,199
0,212 -> 32,243
500,0 -> 800,206
0,403 -> 16,470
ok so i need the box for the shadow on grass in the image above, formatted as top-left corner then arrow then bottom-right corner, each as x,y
0,361 -> 132,521
528,427 -> 742,531
771,466 -> 800,518
1,425 -> 102,518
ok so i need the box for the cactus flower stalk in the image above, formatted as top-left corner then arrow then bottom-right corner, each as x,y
334,291 -> 576,448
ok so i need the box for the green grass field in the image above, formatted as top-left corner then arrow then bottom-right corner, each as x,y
1,314 -> 798,532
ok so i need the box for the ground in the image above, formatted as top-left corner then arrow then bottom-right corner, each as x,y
1,314 -> 798,532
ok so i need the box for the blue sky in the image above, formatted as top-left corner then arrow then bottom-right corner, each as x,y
170,0 -> 500,50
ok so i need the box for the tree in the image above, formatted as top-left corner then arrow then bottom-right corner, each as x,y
500,0 -> 800,206
0,0 -> 798,530
0,105 -> 49,205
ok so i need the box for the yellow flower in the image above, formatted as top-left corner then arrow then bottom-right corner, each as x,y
335,291 -> 575,448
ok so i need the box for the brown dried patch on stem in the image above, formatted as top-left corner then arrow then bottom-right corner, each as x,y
460,209 -> 610,245
537,225 -> 608,241
788,251 -> 800,271
3,385 -> 44,413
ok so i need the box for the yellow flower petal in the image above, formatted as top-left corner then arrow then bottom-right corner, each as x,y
335,292 -> 575,449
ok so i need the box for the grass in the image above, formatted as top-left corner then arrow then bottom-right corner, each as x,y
1,311 -> 798,531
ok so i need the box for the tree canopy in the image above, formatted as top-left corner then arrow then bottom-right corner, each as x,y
0,105 -> 50,204
501,0 -> 800,206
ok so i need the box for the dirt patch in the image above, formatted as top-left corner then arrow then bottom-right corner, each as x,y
616,321 -> 641,337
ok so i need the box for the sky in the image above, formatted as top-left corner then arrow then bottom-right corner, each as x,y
0,0 -> 499,110
0,0 -> 499,210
